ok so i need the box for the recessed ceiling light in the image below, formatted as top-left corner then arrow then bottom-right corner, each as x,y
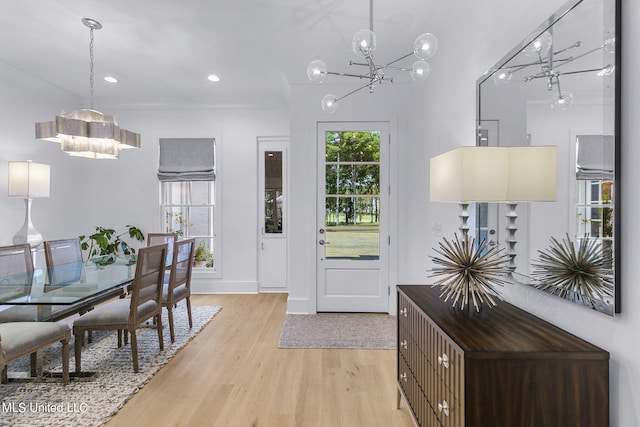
207,74 -> 220,82
104,76 -> 118,83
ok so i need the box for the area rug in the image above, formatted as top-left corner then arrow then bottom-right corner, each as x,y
278,313 -> 396,349
0,305 -> 221,427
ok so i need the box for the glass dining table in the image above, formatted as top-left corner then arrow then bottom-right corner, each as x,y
0,259 -> 136,322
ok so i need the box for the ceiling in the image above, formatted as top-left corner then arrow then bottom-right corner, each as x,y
0,0 -> 439,110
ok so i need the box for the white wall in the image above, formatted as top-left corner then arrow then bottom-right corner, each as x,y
0,61 -> 88,248
1,0 -> 638,424
0,61 -> 290,290
401,0 -> 638,425
289,0 -> 639,425
80,107 -> 290,292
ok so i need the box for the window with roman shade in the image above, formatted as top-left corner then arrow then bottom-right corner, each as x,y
157,137 -> 220,274
157,138 -> 216,182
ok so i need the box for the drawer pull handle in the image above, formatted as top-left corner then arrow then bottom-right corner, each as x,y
401,340 -> 408,349
437,353 -> 449,368
400,308 -> 407,317
399,372 -> 407,382
437,400 -> 450,417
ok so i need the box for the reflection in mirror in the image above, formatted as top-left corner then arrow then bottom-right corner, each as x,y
476,0 -> 620,315
264,151 -> 284,234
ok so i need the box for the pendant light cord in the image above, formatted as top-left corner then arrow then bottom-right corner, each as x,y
88,26 -> 95,110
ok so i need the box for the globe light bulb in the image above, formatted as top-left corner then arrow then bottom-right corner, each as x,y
492,69 -> 512,85
306,60 -> 327,83
550,91 -> 574,110
321,94 -> 339,113
410,61 -> 430,81
413,33 -> 438,60
352,29 -> 376,58
523,31 -> 553,58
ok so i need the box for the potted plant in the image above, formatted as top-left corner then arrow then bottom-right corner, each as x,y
194,243 -> 212,268
80,225 -> 145,266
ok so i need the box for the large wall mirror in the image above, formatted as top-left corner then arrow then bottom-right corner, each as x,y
476,0 -> 620,315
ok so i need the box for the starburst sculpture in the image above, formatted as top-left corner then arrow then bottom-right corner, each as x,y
531,234 -> 614,303
429,234 -> 511,312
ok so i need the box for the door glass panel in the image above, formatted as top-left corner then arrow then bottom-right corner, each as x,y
264,151 -> 283,234
325,228 -> 380,259
324,131 -> 380,260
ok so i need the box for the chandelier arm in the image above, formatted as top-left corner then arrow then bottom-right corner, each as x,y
327,71 -> 372,79
552,41 -> 582,57
557,67 -> 610,77
379,52 -> 415,69
525,66 -> 608,82
548,45 -> 605,71
503,42 -> 585,73
335,77 -> 383,102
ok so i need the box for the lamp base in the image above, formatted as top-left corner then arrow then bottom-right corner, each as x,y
505,202 -> 518,273
12,198 -> 43,248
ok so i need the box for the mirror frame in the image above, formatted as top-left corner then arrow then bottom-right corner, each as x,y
475,0 -> 621,314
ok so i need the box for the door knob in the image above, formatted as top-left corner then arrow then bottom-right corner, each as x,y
319,239 -> 325,245
319,229 -> 325,234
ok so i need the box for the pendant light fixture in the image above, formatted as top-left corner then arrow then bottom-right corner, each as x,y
306,0 -> 438,113
35,18 -> 140,159
491,29 -> 614,110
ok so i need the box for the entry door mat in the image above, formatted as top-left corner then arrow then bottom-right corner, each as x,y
278,313 -> 396,349
0,305 -> 221,427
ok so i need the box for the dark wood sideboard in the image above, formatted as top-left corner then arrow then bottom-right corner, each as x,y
397,285 -> 609,427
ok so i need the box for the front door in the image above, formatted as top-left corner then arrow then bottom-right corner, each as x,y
316,122 -> 389,312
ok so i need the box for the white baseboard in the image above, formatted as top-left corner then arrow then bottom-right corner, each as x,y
286,297 -> 314,314
191,278 -> 258,294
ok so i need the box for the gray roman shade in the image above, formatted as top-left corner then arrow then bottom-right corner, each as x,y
158,138 -> 216,182
576,135 -> 614,180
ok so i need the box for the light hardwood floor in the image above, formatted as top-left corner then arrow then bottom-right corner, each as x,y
105,293 -> 415,427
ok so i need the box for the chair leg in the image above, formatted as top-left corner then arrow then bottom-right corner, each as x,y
74,330 -> 84,375
156,313 -> 164,351
30,352 -> 38,377
61,336 -> 70,385
117,330 -> 123,348
167,306 -> 175,343
156,311 -> 164,351
1,365 -> 7,384
186,297 -> 193,329
130,330 -> 139,373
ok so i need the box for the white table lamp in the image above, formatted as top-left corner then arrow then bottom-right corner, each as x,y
8,161 -> 50,247
430,146 -> 508,236
430,145 -> 557,271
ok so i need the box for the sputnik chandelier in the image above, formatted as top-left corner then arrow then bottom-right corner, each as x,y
35,18 -> 140,159
492,29 -> 614,110
306,0 -> 438,113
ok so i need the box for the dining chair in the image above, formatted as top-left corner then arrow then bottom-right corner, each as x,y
43,238 -> 83,287
0,244 -> 34,303
147,232 -> 178,269
44,238 -> 96,342
163,238 -> 195,343
0,244 -> 42,323
0,321 -> 70,384
72,243 -> 168,374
